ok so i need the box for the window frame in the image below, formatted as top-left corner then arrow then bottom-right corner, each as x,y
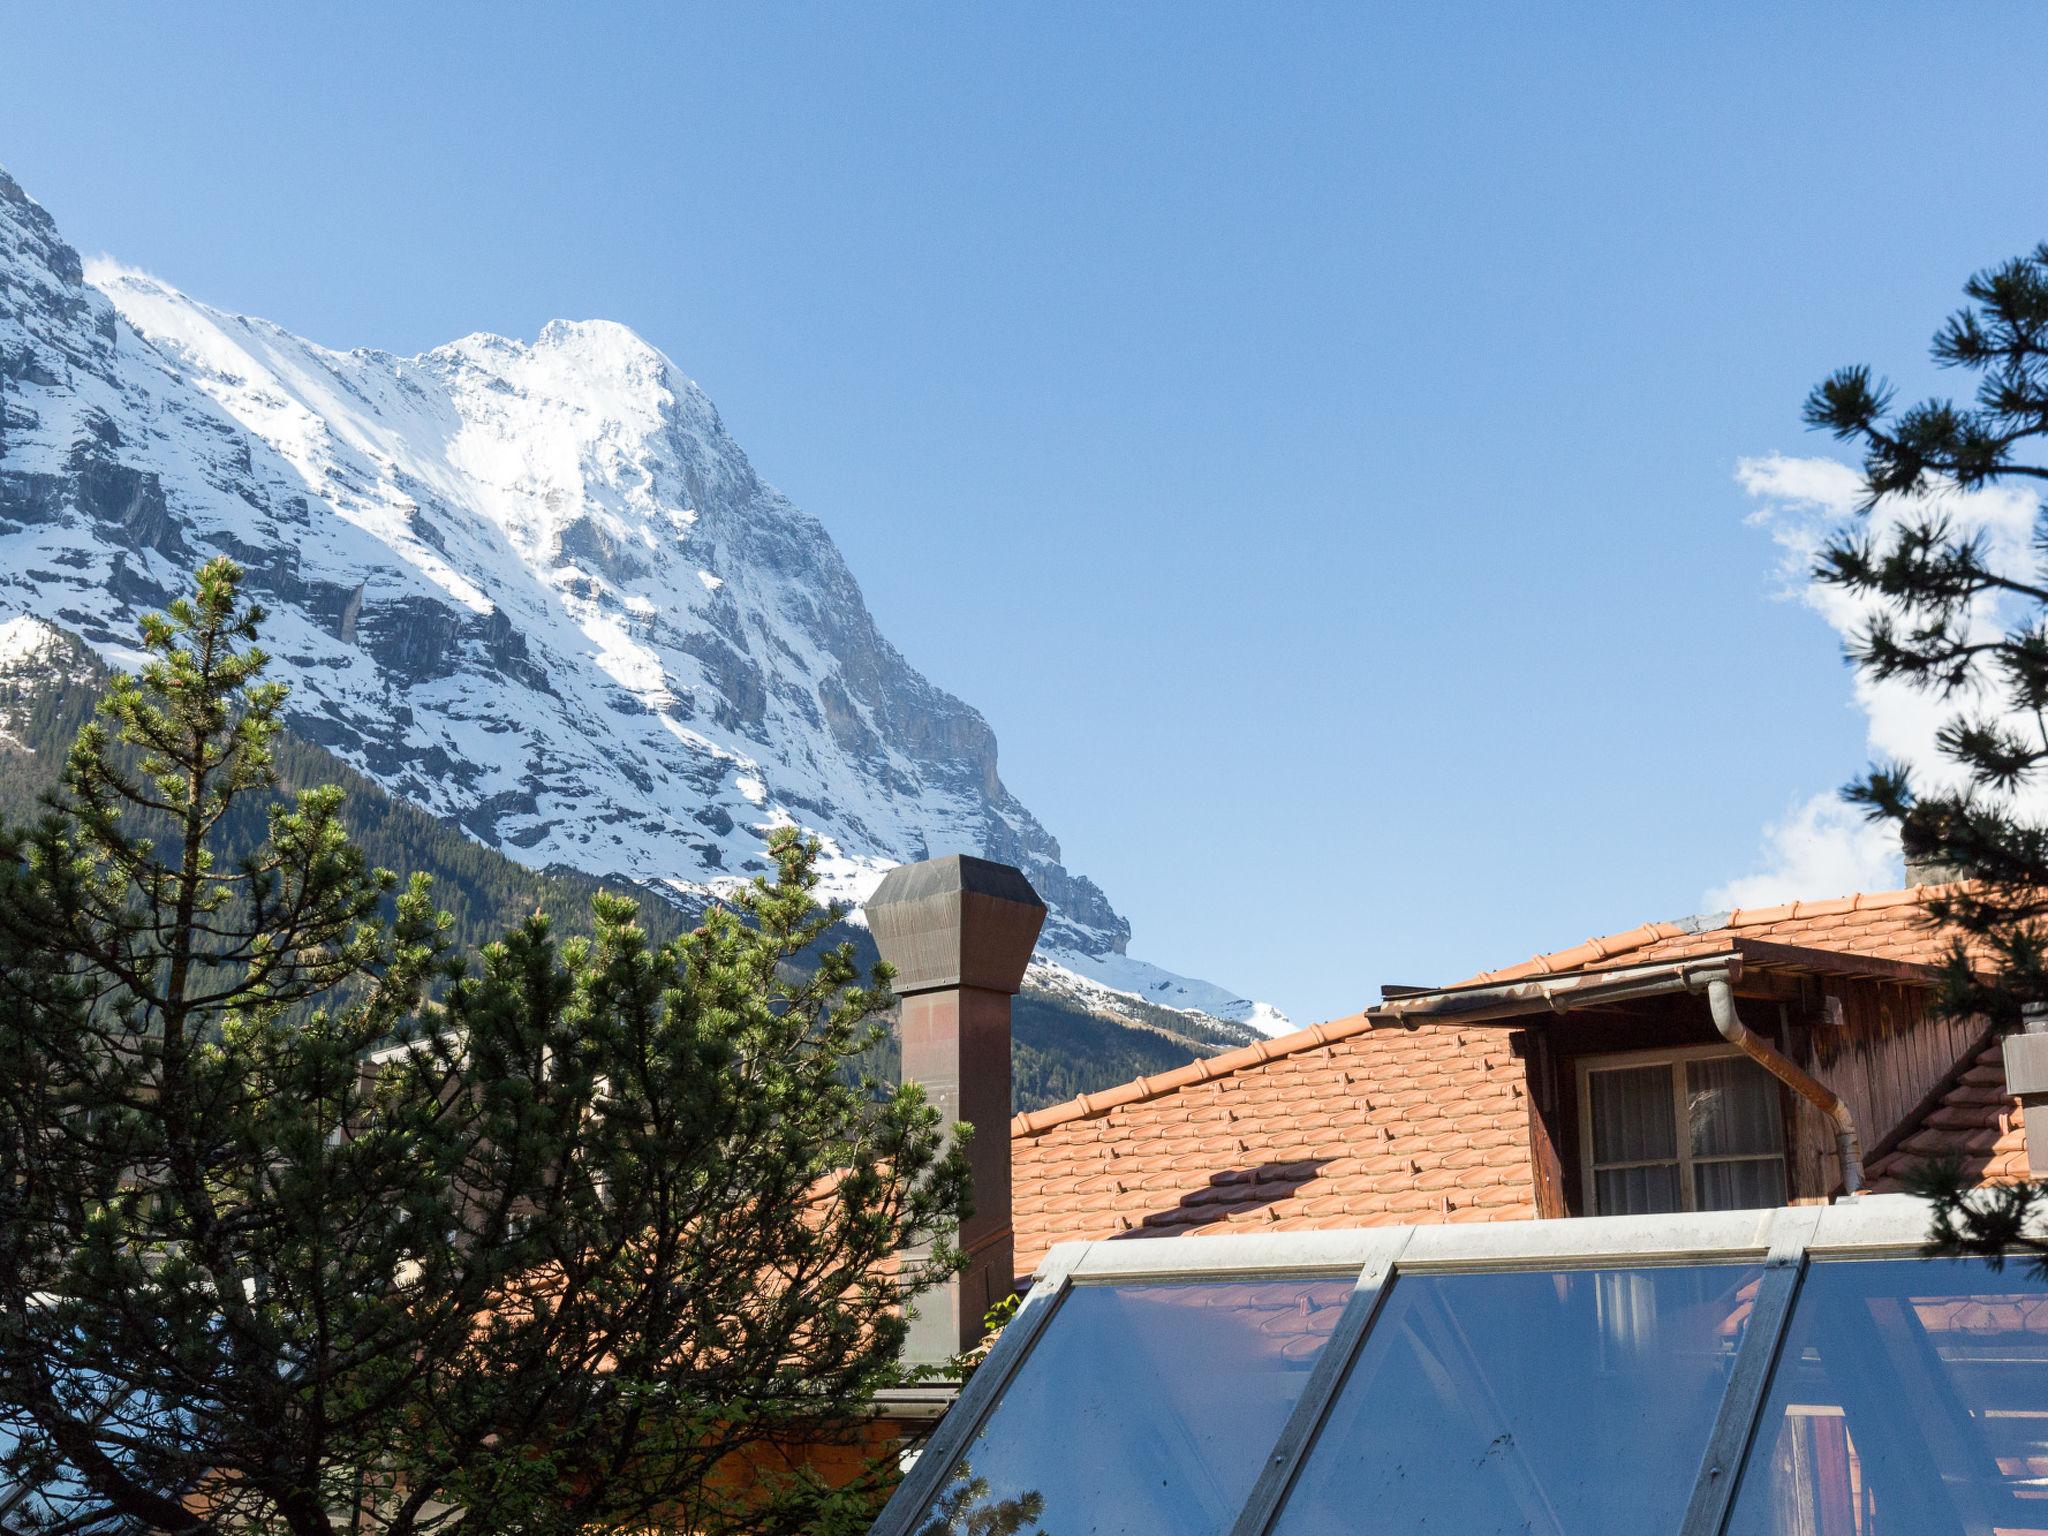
1575,1042 -> 1790,1216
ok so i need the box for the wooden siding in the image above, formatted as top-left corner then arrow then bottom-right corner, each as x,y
1533,976 -> 1983,1210
1783,977 -> 1983,1196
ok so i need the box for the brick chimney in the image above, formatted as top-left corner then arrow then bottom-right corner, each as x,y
1904,851 -> 1964,888
865,855 -> 1045,1367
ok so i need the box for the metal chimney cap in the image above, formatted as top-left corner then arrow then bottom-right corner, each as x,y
865,855 -> 1047,997
869,854 -> 1043,910
2006,1029 -> 2048,1097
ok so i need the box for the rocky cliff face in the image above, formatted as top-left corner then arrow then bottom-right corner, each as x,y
0,163 -> 1282,1036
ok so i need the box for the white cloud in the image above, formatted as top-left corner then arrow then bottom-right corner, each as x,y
1712,454 -> 2046,905
1705,793 -> 1901,912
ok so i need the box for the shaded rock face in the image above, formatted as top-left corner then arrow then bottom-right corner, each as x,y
0,163 -> 1146,968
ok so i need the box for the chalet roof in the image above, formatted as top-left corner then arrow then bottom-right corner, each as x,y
1013,885 -> 1962,1143
1010,883 -> 1970,1276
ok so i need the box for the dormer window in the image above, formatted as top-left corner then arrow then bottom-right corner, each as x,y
1577,1046 -> 1789,1215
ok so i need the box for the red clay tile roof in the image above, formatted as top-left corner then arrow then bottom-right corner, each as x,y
1010,1021 -> 1534,1276
1008,884 -> 1990,1277
1869,1037 -> 2029,1192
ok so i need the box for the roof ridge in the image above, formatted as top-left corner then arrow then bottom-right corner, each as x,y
1480,883 -> 1957,986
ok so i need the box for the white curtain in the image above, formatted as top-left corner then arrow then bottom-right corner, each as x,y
1589,1065 -> 1682,1215
1588,1057 -> 1787,1214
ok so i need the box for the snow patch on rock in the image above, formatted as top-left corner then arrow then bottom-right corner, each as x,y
0,162 -> 1284,1037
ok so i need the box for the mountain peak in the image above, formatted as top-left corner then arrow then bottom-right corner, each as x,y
535,315 -> 664,359
0,161 -> 1288,1037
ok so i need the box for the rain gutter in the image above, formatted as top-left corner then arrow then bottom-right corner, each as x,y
1366,955 -> 1747,1028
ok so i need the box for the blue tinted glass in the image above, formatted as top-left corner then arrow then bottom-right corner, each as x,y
1269,1264 -> 1760,1535
1725,1257 -> 2048,1535
914,1277 -> 1353,1536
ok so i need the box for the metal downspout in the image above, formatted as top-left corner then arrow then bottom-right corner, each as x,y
1703,976 -> 1864,1196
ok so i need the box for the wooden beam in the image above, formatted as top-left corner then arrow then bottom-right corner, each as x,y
1732,938 -> 1947,988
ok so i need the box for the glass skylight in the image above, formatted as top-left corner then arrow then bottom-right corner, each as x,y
1724,1257 -> 2048,1535
910,1278 -> 1352,1536
1267,1264 -> 1761,1535
873,1204 -> 2048,1536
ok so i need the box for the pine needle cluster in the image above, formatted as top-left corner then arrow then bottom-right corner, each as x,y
1807,249 -> 2048,1257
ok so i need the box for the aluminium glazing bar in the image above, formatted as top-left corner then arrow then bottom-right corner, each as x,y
1051,1206 -> 1784,1282
866,1246 -> 1082,1536
1225,1229 -> 1416,1536
1674,1204 -> 1824,1536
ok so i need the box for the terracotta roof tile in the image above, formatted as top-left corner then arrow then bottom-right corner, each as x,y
1013,884 -> 1969,1151
1468,883 -> 1971,985
1011,1018 -> 1533,1275
1869,1037 -> 2030,1192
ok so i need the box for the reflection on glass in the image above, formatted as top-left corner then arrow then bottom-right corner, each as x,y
912,1465 -> 1045,1536
1688,1057 -> 1784,1158
913,1278 -> 1353,1536
1724,1257 -> 2048,1536
1694,1158 -> 1787,1212
1268,1264 -> 1761,1535
1595,1162 -> 1682,1215
1587,1056 -> 1790,1216
1688,1057 -> 1788,1211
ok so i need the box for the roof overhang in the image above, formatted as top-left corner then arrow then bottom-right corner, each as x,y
1370,940 -> 1951,1029
1366,953 -> 1743,1029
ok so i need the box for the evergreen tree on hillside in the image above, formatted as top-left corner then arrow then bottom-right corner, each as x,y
0,619 -> 1227,1116
0,559 -> 970,1536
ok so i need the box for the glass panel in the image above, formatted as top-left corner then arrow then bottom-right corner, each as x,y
1689,1056 -> 1787,1159
1589,1064 -> 1677,1163
1269,1263 -> 1762,1536
1694,1157 -> 1788,1212
915,1277 -> 1353,1536
1725,1257 -> 2048,1536
1595,1160 -> 1684,1215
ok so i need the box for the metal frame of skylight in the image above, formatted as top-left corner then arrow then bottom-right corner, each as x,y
868,1195 -> 1945,1536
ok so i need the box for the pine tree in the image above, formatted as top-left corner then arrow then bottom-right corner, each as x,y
1805,247 -> 2048,1256
0,559 -> 970,1535
911,1466 -> 1046,1536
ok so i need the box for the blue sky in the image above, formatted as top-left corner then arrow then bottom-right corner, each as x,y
3,4 -> 2043,1023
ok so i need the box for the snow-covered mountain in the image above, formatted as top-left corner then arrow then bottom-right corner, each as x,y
0,164 -> 1285,1040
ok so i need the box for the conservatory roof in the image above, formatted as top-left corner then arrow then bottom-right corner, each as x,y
872,1196 -> 2048,1536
